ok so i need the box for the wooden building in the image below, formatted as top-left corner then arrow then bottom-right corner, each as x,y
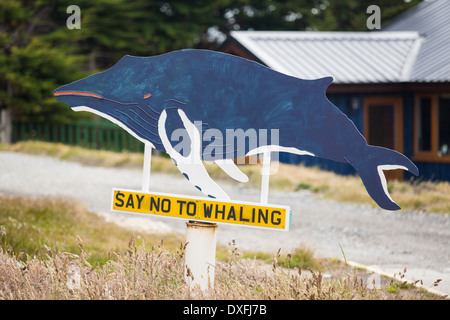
221,0 -> 450,181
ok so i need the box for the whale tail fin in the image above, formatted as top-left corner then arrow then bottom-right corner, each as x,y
348,146 -> 419,211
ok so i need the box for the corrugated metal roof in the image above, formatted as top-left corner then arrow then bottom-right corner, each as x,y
230,31 -> 423,84
228,0 -> 450,83
384,0 -> 450,82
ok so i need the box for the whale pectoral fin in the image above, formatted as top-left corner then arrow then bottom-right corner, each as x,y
215,159 -> 249,183
158,109 -> 230,200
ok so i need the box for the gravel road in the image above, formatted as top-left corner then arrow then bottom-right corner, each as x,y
1,151 -> 449,295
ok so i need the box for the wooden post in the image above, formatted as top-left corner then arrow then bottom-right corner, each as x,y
0,108 -> 12,144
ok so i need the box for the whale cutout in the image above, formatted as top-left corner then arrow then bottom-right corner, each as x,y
54,49 -> 419,210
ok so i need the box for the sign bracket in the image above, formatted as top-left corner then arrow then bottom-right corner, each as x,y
260,150 -> 271,204
133,145 -> 281,291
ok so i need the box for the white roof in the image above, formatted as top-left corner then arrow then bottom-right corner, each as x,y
230,30 -> 423,84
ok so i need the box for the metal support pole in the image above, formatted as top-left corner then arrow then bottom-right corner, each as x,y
260,150 -> 271,204
142,142 -> 152,192
184,221 -> 217,291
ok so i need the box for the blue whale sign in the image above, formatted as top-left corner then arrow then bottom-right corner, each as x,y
54,49 -> 418,211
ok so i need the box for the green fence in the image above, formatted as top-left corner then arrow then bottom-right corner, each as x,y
12,120 -> 145,153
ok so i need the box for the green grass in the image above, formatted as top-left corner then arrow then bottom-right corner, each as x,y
0,193 -> 183,265
238,246 -> 320,270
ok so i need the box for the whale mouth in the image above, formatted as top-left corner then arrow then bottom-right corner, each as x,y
54,90 -> 103,99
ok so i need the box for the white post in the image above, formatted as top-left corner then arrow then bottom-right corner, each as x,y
260,150 -> 271,204
184,221 -> 217,291
142,143 -> 152,192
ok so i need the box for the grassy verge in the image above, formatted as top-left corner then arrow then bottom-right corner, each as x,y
1,141 -> 449,213
0,193 -> 445,299
0,193 -> 318,269
0,193 -> 185,266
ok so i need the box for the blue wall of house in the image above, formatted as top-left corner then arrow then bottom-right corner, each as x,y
415,162 -> 450,181
278,92 -> 450,182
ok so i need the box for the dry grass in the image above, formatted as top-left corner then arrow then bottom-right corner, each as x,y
1,141 -> 146,169
0,193 -> 445,300
2,141 -> 449,213
0,234 -> 444,300
266,162 -> 450,214
0,141 -> 448,299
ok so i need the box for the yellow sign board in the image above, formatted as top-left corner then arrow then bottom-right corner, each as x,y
111,188 -> 291,230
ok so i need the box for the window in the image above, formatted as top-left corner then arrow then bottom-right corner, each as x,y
368,104 -> 396,150
417,97 -> 431,152
438,96 -> 450,156
364,96 -> 404,181
414,94 -> 450,162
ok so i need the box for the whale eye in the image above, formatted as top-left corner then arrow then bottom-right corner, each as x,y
144,93 -> 151,99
